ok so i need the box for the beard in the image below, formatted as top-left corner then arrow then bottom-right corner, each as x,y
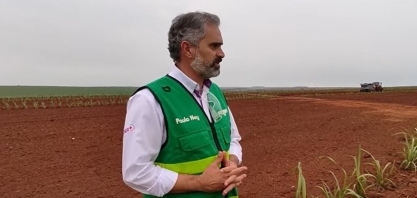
190,50 -> 221,79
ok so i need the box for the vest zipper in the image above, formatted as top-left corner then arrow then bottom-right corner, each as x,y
207,104 -> 229,198
209,114 -> 223,152
192,83 -> 223,152
209,112 -> 228,198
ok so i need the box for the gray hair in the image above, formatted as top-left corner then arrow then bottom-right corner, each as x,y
168,11 -> 220,62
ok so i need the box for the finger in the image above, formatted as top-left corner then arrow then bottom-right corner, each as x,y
222,159 -> 230,167
220,161 -> 245,176
234,174 -> 247,183
222,183 -> 237,196
224,174 -> 237,186
212,152 -> 224,166
221,152 -> 230,167
220,165 -> 235,173
226,166 -> 247,176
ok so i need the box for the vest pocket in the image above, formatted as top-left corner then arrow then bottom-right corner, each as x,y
179,130 -> 211,152
221,126 -> 231,144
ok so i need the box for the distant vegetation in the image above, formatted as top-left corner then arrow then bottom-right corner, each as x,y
1,85 -> 417,110
1,85 -> 416,98
0,86 -> 137,98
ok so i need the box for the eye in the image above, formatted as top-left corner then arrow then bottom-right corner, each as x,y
210,43 -> 222,49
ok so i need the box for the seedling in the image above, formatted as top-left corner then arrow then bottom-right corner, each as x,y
361,148 -> 396,192
394,129 -> 417,172
295,162 -> 307,198
316,156 -> 363,198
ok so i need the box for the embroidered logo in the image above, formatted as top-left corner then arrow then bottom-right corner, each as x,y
123,124 -> 135,134
175,115 -> 200,124
208,91 -> 228,123
162,86 -> 171,92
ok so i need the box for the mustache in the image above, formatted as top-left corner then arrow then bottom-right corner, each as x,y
209,58 -> 222,67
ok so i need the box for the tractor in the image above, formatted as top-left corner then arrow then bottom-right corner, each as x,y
360,82 -> 383,92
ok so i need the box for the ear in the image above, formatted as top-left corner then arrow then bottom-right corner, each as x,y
180,41 -> 195,59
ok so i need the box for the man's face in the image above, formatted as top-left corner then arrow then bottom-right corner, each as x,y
190,24 -> 225,79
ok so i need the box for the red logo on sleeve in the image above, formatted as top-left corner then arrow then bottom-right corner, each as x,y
123,124 -> 135,134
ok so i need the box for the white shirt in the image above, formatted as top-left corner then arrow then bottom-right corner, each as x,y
121,66 -> 243,197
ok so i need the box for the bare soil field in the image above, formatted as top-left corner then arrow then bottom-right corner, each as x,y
1,92 -> 417,198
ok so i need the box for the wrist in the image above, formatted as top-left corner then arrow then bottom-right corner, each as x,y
194,175 -> 207,192
229,154 -> 240,166
170,174 -> 206,194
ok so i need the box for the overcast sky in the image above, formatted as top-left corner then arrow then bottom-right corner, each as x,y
1,0 -> 416,87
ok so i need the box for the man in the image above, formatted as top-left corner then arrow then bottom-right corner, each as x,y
122,11 -> 247,198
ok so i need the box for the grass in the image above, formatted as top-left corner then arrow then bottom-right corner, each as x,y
295,162 -> 307,198
0,86 -> 137,98
293,126 -> 417,198
361,149 -> 396,192
351,145 -> 372,197
2,85 -> 417,98
0,85 -> 413,110
0,86 -> 134,109
0,95 -> 129,110
394,128 -> 417,172
316,156 -> 363,198
1,85 -> 417,110
0,85 -> 354,109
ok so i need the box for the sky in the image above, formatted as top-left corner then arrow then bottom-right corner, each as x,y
1,0 -> 416,87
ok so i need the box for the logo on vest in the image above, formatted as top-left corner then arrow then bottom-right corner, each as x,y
208,91 -> 228,123
175,115 -> 200,124
217,109 -> 228,117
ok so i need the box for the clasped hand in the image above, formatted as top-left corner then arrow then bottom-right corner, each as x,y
199,151 -> 247,196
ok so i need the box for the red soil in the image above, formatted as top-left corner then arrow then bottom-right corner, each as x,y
1,92 -> 417,198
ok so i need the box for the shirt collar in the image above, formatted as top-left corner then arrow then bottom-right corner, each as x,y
167,65 -> 212,93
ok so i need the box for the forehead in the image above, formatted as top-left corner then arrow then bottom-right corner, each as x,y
201,23 -> 223,44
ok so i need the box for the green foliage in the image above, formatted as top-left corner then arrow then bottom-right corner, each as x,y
0,86 -> 136,98
295,162 -> 307,198
361,149 -> 396,192
316,156 -> 363,198
394,128 -> 417,172
351,145 -> 373,198
294,144 -> 400,198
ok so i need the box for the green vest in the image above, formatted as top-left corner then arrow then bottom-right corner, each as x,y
136,75 -> 239,198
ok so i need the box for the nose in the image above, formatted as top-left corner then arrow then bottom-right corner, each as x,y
217,48 -> 225,59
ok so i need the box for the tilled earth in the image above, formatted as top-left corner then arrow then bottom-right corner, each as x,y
1,92 -> 417,198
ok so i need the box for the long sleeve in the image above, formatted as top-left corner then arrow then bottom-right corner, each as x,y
227,107 -> 243,165
121,89 -> 178,197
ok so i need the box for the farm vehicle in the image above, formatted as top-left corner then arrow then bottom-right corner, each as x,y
360,82 -> 383,92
